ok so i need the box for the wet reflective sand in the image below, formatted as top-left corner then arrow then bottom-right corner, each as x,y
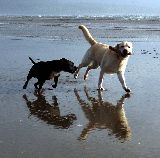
74,87 -> 131,141
23,92 -> 77,129
0,16 -> 160,158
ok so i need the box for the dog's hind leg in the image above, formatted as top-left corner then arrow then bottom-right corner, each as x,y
74,60 -> 92,79
34,79 -> 45,90
74,49 -> 92,79
98,70 -> 105,91
52,74 -> 60,88
84,61 -> 98,80
38,80 -> 45,90
34,81 -> 39,89
23,74 -> 32,89
74,63 -> 85,79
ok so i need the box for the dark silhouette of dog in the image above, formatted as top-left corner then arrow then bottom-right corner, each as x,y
74,86 -> 131,141
23,91 -> 77,129
23,57 -> 77,90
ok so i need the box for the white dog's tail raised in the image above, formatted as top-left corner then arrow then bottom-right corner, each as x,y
79,25 -> 97,46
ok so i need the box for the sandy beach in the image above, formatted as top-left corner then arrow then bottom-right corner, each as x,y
0,16 -> 160,158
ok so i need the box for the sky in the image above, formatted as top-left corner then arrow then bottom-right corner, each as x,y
0,0 -> 160,16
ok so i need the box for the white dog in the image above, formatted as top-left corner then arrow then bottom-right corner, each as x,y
74,25 -> 132,92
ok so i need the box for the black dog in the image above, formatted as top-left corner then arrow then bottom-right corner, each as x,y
23,57 -> 77,90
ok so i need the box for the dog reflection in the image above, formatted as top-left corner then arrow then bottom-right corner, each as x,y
74,87 -> 131,141
23,92 -> 76,129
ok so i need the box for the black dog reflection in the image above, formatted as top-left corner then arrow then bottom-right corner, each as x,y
23,92 -> 76,129
74,87 -> 131,141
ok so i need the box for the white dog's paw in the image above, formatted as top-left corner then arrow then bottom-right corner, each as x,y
97,87 -> 105,91
84,74 -> 88,80
124,87 -> 131,93
74,73 -> 78,79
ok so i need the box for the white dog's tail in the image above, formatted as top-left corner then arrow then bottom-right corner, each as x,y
79,25 -> 97,46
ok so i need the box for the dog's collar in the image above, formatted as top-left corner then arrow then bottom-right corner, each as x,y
109,46 -> 121,54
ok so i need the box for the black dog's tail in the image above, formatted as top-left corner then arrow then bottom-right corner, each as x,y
29,57 -> 36,64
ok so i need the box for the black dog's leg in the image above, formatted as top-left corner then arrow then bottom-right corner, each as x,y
52,96 -> 58,105
23,74 -> 32,89
34,79 -> 45,90
34,81 -> 39,89
52,75 -> 60,88
38,80 -> 45,90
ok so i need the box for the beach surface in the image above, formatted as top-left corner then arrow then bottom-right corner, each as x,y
0,16 -> 160,158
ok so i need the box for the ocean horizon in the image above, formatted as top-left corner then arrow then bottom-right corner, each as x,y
0,0 -> 160,17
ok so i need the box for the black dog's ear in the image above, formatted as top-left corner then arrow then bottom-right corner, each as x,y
60,58 -> 66,61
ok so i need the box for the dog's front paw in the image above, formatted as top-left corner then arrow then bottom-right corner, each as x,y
34,83 -> 38,89
97,87 -> 105,91
23,85 -> 27,89
124,87 -> 131,93
74,72 -> 79,79
52,85 -> 57,88
84,74 -> 88,80
74,74 -> 78,79
23,94 -> 27,100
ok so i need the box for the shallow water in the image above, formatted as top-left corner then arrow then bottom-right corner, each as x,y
1,16 -> 160,41
0,17 -> 160,158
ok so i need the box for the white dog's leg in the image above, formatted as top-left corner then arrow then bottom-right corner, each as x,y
84,67 -> 91,80
98,70 -> 105,90
117,71 -> 131,92
84,62 -> 98,80
74,63 -> 84,79
74,58 -> 92,79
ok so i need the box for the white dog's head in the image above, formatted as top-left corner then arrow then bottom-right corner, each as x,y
110,41 -> 133,58
117,41 -> 132,57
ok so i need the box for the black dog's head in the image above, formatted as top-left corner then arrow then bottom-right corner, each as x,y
60,58 -> 77,74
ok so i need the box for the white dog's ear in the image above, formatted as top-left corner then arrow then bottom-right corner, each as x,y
109,46 -> 117,52
116,44 -> 120,49
109,46 -> 121,54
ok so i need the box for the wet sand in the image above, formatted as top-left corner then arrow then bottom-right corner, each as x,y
0,17 -> 160,158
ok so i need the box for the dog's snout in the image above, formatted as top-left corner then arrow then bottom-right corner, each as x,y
71,66 -> 78,73
74,66 -> 78,72
123,49 -> 128,54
